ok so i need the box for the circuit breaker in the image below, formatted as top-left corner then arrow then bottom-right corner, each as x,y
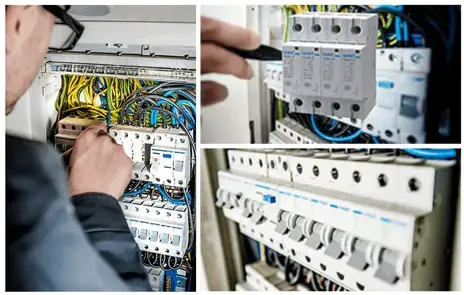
217,149 -> 456,291
110,124 -> 192,188
282,12 -> 378,119
334,48 -> 431,143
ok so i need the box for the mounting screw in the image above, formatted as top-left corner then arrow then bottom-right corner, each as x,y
166,249 -> 169,253
135,207 -> 139,211
144,245 -> 149,249
331,168 -> 339,179
155,247 -> 159,251
167,212 -> 171,217
124,205 -> 128,210
180,139 -> 185,143
146,135 -> 151,140
176,251 -> 180,255
146,209 -> 149,213
178,214 -> 182,218
156,210 -> 160,215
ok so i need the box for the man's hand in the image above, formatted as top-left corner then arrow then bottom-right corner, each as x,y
68,123 -> 132,199
201,16 -> 260,106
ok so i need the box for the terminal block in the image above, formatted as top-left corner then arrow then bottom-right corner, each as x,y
283,12 -> 378,119
54,116 -> 102,146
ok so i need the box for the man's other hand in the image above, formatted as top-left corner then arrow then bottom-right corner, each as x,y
201,16 -> 260,106
68,124 -> 132,199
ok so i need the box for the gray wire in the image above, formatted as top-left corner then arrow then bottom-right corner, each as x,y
184,188 -> 195,251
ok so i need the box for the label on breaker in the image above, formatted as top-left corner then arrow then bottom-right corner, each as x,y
301,45 -> 321,96
321,47 -> 341,97
283,45 -> 300,95
341,48 -> 362,99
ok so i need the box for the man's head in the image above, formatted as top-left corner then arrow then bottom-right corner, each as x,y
6,6 -> 55,114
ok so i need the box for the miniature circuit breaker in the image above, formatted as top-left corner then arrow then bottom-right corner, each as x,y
216,149 -> 456,291
283,12 -> 378,119
120,194 -> 190,258
109,124 -> 192,188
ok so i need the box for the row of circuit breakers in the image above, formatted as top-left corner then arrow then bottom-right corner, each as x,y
266,12 -> 431,143
215,149 -> 456,291
56,116 -> 193,259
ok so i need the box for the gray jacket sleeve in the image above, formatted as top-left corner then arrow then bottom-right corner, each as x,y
6,134 -> 150,291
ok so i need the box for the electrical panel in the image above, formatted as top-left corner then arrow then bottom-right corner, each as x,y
282,12 -> 378,119
216,149 -> 456,291
7,6 -> 199,291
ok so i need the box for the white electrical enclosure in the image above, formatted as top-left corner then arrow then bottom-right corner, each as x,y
217,149 -> 456,291
283,13 -> 377,120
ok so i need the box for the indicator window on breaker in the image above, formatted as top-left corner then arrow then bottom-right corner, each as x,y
160,233 -> 169,244
138,229 -> 148,240
149,231 -> 159,242
171,235 -> 181,246
174,160 -> 184,172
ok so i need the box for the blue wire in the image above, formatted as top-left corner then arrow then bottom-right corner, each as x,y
403,21 -> 409,42
395,17 -> 402,42
256,241 -> 261,260
310,115 -> 363,143
179,90 -> 196,101
328,119 -> 337,131
372,136 -> 379,144
106,107 -> 111,128
155,184 -> 187,205
403,149 -> 456,160
123,182 -> 152,197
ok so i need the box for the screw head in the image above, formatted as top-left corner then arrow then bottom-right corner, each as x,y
144,245 -> 149,249
353,171 -> 361,183
313,166 -> 319,176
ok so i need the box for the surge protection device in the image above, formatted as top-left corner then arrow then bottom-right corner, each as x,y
283,12 -> 378,120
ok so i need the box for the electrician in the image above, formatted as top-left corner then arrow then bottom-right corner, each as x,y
5,5 -> 149,291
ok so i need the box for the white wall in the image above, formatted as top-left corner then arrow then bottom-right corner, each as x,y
200,6 -> 252,144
